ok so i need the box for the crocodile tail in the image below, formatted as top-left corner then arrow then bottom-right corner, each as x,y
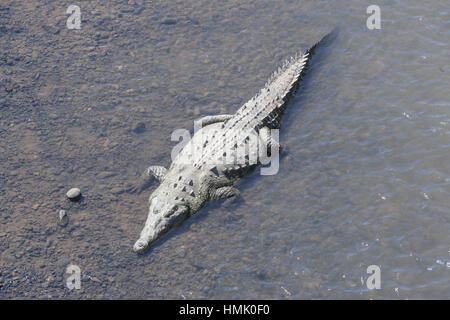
231,29 -> 337,131
258,28 -> 338,129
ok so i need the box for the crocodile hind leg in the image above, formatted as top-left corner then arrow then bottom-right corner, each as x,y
194,114 -> 233,128
127,165 -> 167,194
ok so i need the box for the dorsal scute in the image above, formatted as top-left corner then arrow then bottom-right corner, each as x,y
189,49 -> 315,167
264,52 -> 307,91
229,51 -> 309,129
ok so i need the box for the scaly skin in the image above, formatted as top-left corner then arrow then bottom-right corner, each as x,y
132,31 -> 335,253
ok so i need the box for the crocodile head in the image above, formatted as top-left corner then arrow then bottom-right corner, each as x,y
133,195 -> 189,253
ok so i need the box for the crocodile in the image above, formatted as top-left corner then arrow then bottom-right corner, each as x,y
132,31 -> 335,253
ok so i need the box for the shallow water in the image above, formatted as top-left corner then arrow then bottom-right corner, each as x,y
0,0 -> 449,299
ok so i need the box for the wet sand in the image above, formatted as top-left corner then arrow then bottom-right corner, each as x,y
0,0 -> 449,299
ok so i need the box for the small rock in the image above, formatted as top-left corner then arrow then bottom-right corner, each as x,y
58,210 -> 69,227
162,19 -> 177,25
90,276 -> 101,283
5,83 -> 13,92
45,239 -> 53,248
43,275 -> 53,286
132,122 -> 146,134
66,188 -> 81,201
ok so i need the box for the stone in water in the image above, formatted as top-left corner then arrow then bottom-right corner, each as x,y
66,188 -> 81,201
58,210 -> 69,227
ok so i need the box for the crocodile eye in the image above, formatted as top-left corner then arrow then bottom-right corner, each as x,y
163,205 -> 178,218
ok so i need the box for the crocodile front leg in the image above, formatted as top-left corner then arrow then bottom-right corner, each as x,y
127,165 -> 167,194
194,114 -> 233,128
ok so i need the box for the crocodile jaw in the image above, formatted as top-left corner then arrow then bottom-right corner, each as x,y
133,197 -> 189,253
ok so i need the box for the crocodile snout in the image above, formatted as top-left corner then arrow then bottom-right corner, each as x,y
133,238 -> 150,253
133,199 -> 189,254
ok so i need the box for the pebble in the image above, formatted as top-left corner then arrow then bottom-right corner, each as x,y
161,19 -> 177,25
58,210 -> 69,227
132,122 -> 146,134
5,83 -> 13,92
90,276 -> 102,283
66,188 -> 81,201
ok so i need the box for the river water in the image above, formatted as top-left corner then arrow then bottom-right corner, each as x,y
0,0 -> 449,299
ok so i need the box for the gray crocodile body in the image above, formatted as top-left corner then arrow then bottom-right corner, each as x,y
132,32 -> 333,253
